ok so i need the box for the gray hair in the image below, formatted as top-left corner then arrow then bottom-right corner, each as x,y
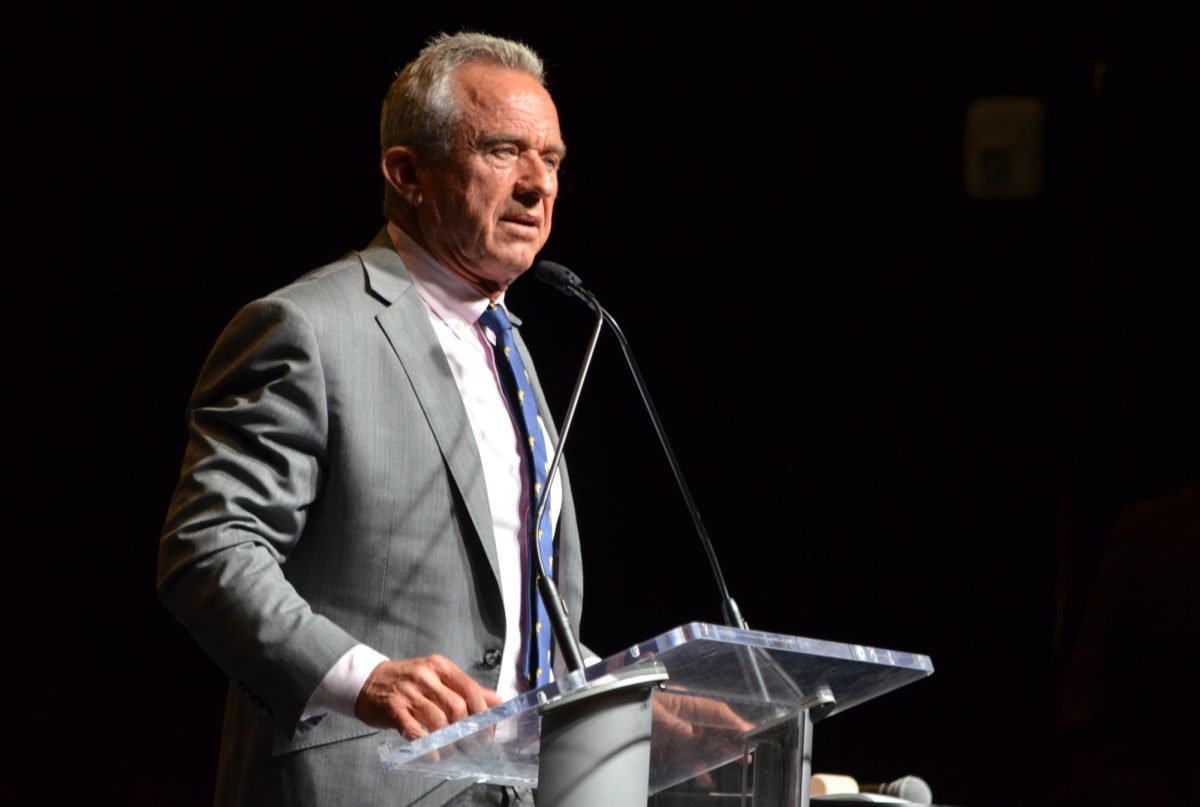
380,32 -> 547,219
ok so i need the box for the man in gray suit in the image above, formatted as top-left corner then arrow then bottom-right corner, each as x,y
158,32 -> 581,805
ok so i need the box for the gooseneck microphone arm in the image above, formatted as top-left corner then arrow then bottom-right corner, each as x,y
528,279 -> 605,675
534,261 -> 748,631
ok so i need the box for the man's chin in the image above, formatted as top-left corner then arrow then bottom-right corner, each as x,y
448,260 -> 534,299
485,250 -> 542,280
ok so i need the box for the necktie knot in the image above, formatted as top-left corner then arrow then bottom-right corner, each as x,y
478,304 -> 512,335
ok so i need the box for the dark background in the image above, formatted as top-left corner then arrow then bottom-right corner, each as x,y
8,6 -> 1197,805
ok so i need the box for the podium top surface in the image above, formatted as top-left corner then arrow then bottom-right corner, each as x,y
378,622 -> 933,793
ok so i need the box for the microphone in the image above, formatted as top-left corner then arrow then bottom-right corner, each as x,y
533,260 -> 747,630
536,261 -> 812,729
523,262 -> 607,679
859,776 -> 933,804
533,260 -> 584,297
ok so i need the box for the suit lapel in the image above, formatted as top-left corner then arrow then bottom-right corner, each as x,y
356,237 -> 503,591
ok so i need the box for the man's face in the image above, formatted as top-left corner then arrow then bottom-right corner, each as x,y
411,62 -> 564,296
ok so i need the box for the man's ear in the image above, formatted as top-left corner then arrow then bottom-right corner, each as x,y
382,146 -> 423,206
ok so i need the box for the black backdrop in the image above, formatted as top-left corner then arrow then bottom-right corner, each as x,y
8,6 -> 1197,805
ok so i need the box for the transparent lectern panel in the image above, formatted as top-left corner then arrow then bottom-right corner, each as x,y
378,622 -> 933,794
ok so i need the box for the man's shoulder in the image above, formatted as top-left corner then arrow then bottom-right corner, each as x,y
264,251 -> 371,311
212,239 -> 420,354
261,242 -> 410,312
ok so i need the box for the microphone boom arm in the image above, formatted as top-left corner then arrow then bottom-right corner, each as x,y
583,290 -> 746,630
531,300 -> 605,674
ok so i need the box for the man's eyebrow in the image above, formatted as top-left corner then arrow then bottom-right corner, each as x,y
476,133 -> 568,158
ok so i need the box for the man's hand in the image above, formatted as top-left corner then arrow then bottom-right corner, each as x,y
653,691 -> 754,787
354,655 -> 502,741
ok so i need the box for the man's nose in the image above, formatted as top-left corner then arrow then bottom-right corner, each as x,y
515,152 -> 556,200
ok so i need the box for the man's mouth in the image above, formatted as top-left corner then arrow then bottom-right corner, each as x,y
500,214 -> 539,229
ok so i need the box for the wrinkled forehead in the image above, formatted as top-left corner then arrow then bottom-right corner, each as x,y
450,62 -> 561,136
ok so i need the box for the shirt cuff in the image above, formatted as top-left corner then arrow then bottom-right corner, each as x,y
300,644 -> 390,721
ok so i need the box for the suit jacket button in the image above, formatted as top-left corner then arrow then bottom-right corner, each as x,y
482,649 -> 502,668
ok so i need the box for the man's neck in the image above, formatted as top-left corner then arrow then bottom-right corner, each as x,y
388,214 -> 504,302
386,221 -> 506,329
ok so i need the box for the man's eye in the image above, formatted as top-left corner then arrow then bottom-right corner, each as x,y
543,156 -> 561,171
491,145 -> 519,158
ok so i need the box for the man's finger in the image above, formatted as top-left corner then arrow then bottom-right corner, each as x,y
421,678 -> 471,724
428,655 -> 497,714
397,712 -> 427,742
408,689 -> 452,734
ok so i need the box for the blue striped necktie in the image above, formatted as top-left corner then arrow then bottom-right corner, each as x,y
478,303 -> 555,689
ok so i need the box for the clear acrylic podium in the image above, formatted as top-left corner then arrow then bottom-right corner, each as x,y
378,622 -> 933,805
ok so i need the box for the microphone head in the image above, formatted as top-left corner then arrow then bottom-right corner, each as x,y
883,775 -> 932,804
534,260 -> 583,294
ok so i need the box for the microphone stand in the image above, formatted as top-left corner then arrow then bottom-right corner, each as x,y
542,273 -> 746,631
591,299 -> 747,631
531,262 -> 831,807
537,264 -> 819,705
526,279 -> 669,807
529,299 -> 603,676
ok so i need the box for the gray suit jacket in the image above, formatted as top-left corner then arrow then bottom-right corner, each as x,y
158,231 -> 584,806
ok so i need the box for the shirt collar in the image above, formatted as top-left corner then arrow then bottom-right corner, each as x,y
386,221 -> 507,329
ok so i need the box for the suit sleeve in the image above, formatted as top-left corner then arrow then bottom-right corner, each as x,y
157,296 -> 360,733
